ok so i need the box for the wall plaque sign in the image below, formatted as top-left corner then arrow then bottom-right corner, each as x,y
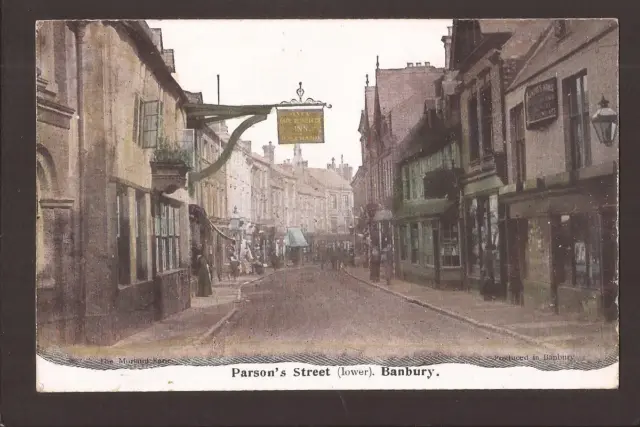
525,77 -> 558,129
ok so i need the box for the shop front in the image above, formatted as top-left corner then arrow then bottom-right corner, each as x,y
395,199 -> 461,288
501,167 -> 617,321
462,175 -> 507,297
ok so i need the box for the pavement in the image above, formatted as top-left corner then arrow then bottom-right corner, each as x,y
343,266 -> 618,355
111,269 -> 279,351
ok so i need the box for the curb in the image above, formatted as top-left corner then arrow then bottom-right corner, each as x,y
341,269 -> 560,351
195,307 -> 240,344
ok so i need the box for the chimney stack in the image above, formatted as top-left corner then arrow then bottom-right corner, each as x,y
262,141 -> 275,164
442,27 -> 452,70
407,62 -> 414,67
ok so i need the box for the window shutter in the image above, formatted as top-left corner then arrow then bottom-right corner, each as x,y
132,93 -> 140,145
142,100 -> 161,148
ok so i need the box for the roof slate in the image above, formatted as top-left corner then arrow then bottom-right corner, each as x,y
508,19 -> 617,91
306,168 -> 352,191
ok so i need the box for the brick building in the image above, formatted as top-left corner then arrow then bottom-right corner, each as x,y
450,19 -> 551,296
37,21 -> 193,345
500,19 -> 618,320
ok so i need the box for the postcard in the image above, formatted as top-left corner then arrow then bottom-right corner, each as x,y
35,18 -> 619,392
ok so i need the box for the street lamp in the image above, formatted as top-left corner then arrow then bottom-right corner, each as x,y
591,95 -> 618,147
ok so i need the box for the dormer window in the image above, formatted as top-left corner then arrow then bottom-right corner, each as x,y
554,20 -> 568,39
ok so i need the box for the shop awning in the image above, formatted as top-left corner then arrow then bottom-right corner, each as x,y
208,218 -> 236,242
394,199 -> 454,221
189,204 -> 236,242
284,227 -> 309,247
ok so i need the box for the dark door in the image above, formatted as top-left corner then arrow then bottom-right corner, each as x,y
601,209 -> 617,321
433,224 -> 441,285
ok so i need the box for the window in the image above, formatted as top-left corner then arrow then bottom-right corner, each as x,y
331,194 -> 337,209
480,85 -> 493,155
343,194 -> 349,210
555,213 -> 601,289
468,95 -> 480,161
154,200 -> 181,273
402,165 -> 410,200
411,163 -> 418,199
410,223 -> 419,264
142,100 -> 164,148
565,72 -> 591,170
440,219 -> 460,267
422,220 -> 435,266
178,129 -> 195,168
116,185 -> 131,284
510,104 -> 526,182
135,191 -> 147,281
330,217 -> 338,233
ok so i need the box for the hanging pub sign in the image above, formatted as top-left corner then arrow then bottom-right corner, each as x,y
525,77 -> 558,129
277,108 -> 325,145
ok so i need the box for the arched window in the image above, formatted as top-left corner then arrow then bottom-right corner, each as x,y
36,161 -> 53,287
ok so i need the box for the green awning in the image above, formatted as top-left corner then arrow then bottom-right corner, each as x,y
394,199 -> 454,221
284,227 -> 309,247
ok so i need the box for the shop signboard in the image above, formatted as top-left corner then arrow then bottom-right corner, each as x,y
277,108 -> 325,145
525,77 -> 558,129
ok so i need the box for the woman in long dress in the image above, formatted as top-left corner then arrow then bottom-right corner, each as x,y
197,254 -> 212,297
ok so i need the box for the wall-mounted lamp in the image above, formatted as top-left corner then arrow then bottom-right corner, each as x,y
591,95 -> 618,147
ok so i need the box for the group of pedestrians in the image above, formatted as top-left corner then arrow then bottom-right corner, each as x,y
320,245 -> 353,271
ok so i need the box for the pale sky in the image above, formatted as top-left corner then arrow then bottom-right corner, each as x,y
148,19 -> 452,169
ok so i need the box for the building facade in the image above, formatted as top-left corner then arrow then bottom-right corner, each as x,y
451,19 -> 551,296
37,21 -> 193,345
500,19 -> 618,320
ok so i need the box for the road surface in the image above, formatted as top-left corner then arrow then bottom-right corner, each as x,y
206,267 -> 543,360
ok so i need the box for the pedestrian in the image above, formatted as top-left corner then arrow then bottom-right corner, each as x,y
229,246 -> 240,281
196,254 -> 212,297
382,242 -> 393,286
370,244 -> 381,282
481,242 -> 496,300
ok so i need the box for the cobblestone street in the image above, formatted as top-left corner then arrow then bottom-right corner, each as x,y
204,267 -> 546,359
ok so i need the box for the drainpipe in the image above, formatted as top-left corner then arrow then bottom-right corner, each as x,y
74,21 -> 88,340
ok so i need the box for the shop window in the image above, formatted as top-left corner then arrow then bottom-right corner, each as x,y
410,223 -> 419,264
440,219 -> 460,267
510,103 -> 526,182
555,213 -> 602,289
154,200 -> 181,273
468,95 -> 480,162
564,71 -> 591,170
116,185 -> 131,284
422,220 -> 435,266
480,84 -> 493,156
488,195 -> 501,281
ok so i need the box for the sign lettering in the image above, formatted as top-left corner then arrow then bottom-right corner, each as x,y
525,77 -> 558,129
277,109 -> 325,145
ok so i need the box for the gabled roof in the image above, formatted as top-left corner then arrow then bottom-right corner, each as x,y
508,19 -> 618,91
375,66 -> 443,116
306,168 -> 352,191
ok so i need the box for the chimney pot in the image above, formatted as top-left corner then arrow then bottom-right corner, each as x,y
416,62 -> 422,66
425,62 -> 430,67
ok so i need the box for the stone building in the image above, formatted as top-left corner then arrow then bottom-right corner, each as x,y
500,19 -> 618,320
37,21 -> 193,345
450,19 -> 551,295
